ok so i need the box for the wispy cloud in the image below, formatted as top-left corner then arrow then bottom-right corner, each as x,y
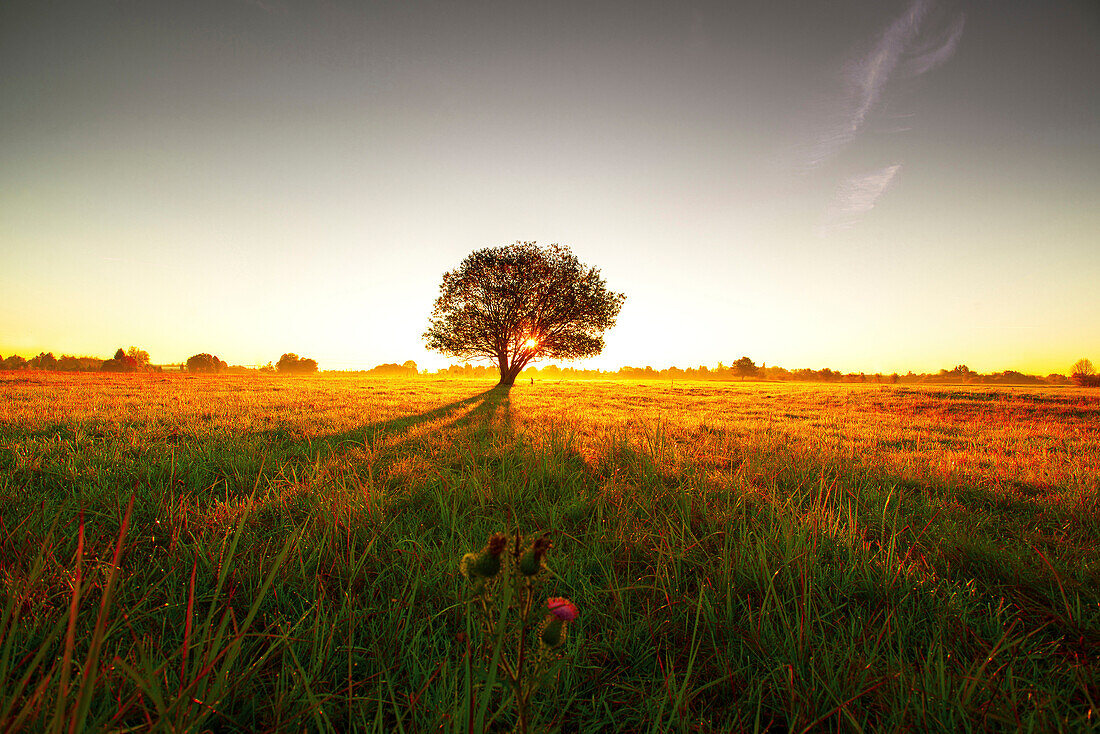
822,164 -> 902,233
902,12 -> 966,78
803,0 -> 964,170
797,0 -> 964,231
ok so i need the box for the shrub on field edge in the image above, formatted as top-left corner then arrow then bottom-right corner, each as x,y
276,353 -> 319,373
186,353 -> 228,374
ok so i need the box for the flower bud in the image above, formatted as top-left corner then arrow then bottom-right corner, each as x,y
518,533 -> 551,576
460,532 -> 508,580
540,616 -> 566,649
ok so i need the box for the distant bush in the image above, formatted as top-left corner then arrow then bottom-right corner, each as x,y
57,355 -> 104,371
28,352 -> 59,370
126,346 -> 151,370
186,353 -> 227,374
366,362 -> 418,377
276,353 -> 318,374
101,348 -> 140,373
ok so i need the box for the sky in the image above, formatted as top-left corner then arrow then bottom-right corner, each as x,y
1,0 -> 1097,374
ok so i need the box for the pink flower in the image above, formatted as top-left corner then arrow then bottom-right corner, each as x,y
547,597 -> 578,622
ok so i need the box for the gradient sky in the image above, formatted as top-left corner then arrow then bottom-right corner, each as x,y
2,0 -> 1097,374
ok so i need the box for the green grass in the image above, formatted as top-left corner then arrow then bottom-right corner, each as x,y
1,373 -> 1098,731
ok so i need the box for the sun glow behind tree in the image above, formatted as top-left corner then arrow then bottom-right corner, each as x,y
424,243 -> 624,386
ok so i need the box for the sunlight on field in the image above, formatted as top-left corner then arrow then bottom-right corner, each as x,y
3,372 -> 1095,511
1,373 -> 1098,730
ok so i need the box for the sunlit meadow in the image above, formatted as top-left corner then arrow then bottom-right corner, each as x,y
1,372 -> 1098,731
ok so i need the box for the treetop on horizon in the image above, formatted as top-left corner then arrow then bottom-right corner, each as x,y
423,242 -> 625,386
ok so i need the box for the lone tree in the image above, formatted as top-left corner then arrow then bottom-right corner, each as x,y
424,242 -> 625,387
733,356 -> 758,381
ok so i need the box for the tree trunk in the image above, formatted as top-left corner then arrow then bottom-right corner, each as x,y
498,363 -> 523,387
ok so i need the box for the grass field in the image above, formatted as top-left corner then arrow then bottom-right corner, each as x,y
1,372 -> 1098,732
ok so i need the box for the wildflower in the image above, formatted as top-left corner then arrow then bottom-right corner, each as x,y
540,597 -> 579,649
546,597 -> 578,621
518,533 -> 551,576
460,532 -> 508,580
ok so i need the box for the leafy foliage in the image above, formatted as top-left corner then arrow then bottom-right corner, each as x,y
101,347 -> 140,373
733,356 -> 758,380
186,353 -> 226,374
276,353 -> 319,374
424,242 -> 624,386
126,346 -> 151,368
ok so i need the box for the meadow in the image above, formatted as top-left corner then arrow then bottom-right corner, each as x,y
1,372 -> 1098,732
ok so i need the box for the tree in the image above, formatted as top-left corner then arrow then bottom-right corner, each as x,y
1071,358 -> 1098,387
29,352 -> 58,370
423,242 -> 625,387
733,356 -> 758,381
2,355 -> 27,370
403,360 -> 418,375
126,347 -> 151,369
102,348 -> 139,373
277,353 -> 318,374
186,353 -> 225,374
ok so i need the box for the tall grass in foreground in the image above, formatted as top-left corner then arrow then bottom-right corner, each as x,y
0,373 -> 1097,731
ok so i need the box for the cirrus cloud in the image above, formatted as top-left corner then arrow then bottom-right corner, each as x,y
798,0 -> 964,233
822,164 -> 903,234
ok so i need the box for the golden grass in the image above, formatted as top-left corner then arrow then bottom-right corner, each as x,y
2,372 -> 1098,730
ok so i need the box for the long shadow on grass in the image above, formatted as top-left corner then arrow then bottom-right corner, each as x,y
278,386 -> 505,461
122,387 -> 509,508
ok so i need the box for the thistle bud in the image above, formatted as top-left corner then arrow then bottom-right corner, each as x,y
460,532 -> 508,580
540,616 -> 566,649
518,533 -> 551,576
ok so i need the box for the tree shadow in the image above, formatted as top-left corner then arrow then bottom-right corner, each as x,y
302,386 -> 504,457
446,385 -> 514,436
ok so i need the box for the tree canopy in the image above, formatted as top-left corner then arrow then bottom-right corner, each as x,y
186,353 -> 226,374
423,242 -> 625,386
1071,358 -> 1098,387
102,347 -> 140,372
733,356 -> 758,381
277,353 -> 319,374
126,346 -> 151,368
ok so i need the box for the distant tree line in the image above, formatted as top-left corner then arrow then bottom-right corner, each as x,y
427,356 -> 1091,387
0,347 -> 323,375
0,347 -> 160,373
3,348 -> 1095,387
